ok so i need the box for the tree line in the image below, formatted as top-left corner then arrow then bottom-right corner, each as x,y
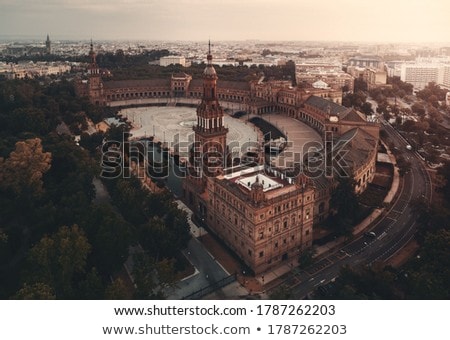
0,77 -> 190,299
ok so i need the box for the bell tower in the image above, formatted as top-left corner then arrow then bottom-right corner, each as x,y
45,34 -> 51,54
192,41 -> 228,176
87,40 -> 103,105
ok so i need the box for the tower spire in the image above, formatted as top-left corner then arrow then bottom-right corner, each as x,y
88,39 -> 98,74
45,34 -> 51,54
191,39 -> 228,175
207,39 -> 212,63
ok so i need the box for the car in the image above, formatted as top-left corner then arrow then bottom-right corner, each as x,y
364,231 -> 376,238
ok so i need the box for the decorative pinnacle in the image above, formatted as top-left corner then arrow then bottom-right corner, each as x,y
207,39 -> 213,62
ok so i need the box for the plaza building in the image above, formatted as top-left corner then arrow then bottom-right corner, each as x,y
182,45 -> 314,274
77,43 -> 380,275
205,166 -> 315,274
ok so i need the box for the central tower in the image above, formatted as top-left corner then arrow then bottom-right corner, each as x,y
192,41 -> 228,176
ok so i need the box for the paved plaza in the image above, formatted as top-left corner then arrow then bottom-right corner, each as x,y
119,106 -> 260,157
259,113 -> 322,168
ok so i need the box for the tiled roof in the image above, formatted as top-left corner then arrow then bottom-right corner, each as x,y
103,78 -> 170,89
103,77 -> 251,92
305,96 -> 347,115
335,128 -> 377,170
172,72 -> 191,78
218,80 -> 251,91
189,79 -> 203,88
338,109 -> 367,123
311,175 -> 332,190
189,79 -> 250,91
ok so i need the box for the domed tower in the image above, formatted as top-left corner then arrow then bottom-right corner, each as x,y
192,41 -> 228,175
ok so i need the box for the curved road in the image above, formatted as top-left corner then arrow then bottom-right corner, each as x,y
270,121 -> 433,298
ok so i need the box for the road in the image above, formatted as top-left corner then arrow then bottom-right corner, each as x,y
270,121 -> 433,298
165,201 -> 231,299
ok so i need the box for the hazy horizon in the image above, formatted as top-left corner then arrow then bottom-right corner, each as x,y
1,0 -> 449,44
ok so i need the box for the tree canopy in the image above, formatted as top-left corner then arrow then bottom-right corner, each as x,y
0,138 -> 51,196
0,77 -> 190,299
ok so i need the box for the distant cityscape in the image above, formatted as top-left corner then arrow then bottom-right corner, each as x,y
2,36 -> 450,90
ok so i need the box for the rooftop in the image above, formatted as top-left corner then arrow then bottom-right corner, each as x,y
236,174 -> 283,192
103,78 -> 170,89
305,95 -> 348,115
338,108 -> 367,123
335,128 -> 377,170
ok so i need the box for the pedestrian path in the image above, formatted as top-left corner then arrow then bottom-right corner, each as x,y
176,200 -> 208,238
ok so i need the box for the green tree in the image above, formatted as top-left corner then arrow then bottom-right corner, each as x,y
407,230 -> 450,299
427,106 -> 443,122
42,134 -> 96,230
0,138 -> 51,196
330,177 -> 359,235
438,161 -> 450,203
342,91 -> 367,110
24,224 -> 91,298
269,285 -> 293,299
298,248 -> 316,269
14,283 -> 56,300
361,102 -> 373,115
8,107 -> 55,135
138,217 -> 167,259
132,252 -> 165,299
329,176 -> 360,236
411,102 -> 426,117
155,258 -> 177,290
78,267 -> 105,299
79,131 -> 105,154
83,204 -> 133,276
328,264 -> 402,299
105,278 -> 130,299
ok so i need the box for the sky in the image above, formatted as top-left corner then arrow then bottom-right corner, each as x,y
0,0 -> 449,43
